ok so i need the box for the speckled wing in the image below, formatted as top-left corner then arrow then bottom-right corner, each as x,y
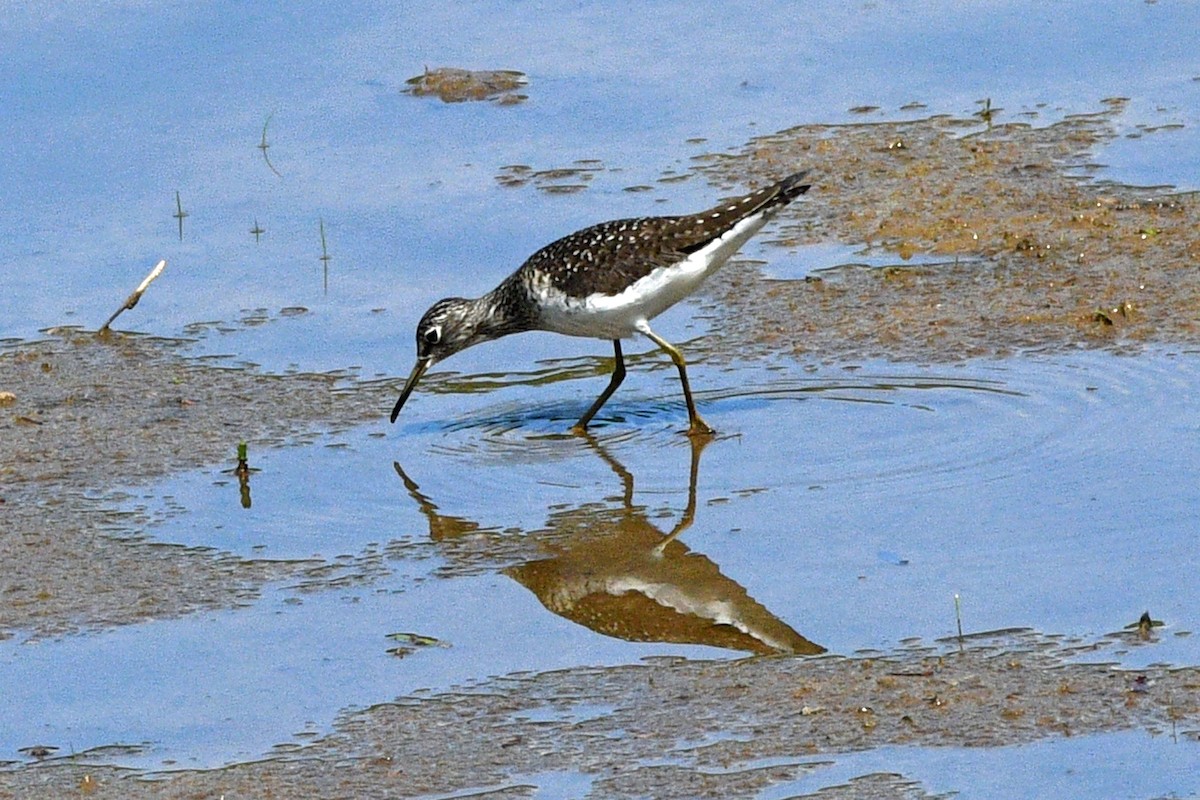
517,171 -> 810,298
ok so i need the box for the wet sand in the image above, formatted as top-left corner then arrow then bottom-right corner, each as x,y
696,101 -> 1200,364
0,330 -> 402,637
3,632 -> 1196,798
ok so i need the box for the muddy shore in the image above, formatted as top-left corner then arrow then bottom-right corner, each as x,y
3,106 -> 1199,797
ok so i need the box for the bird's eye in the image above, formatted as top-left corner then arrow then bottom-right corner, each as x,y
423,326 -> 441,345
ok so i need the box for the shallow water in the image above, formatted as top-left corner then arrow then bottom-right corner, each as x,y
3,2 -> 1200,797
763,730 -> 1200,800
5,349 -> 1200,776
2,2 -> 1198,369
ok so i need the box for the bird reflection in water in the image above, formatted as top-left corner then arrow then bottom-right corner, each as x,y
394,437 -> 824,656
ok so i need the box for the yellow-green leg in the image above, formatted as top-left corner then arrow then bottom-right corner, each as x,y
572,339 -> 626,433
637,324 -> 714,438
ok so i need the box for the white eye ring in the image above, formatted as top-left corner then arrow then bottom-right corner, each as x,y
423,326 -> 441,345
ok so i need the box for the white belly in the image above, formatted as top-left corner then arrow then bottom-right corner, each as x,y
536,211 -> 770,340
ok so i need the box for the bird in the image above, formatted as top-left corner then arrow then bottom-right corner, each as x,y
390,170 -> 810,436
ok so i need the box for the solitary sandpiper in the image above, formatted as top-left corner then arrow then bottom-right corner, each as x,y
390,170 -> 810,436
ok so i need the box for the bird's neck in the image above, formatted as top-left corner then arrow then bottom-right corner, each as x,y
475,276 -> 535,339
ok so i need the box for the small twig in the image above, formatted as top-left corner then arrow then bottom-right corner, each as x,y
954,594 -> 964,653
100,259 -> 167,332
259,111 -> 283,178
235,442 -> 253,509
319,218 -> 331,294
233,442 -> 252,480
173,192 -> 188,240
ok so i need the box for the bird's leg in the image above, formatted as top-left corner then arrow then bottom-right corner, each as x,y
572,339 -> 626,433
638,325 -> 714,437
654,432 -> 712,553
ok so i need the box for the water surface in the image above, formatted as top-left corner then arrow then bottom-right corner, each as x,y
2,2 -> 1199,797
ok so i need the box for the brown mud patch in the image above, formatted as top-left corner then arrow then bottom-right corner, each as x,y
2,631 -> 1197,799
0,330 -> 402,637
690,100 -> 1200,363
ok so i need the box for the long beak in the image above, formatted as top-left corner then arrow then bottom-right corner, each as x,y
390,359 -> 431,423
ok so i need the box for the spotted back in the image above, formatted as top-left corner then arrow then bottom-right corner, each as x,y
516,171 -> 810,299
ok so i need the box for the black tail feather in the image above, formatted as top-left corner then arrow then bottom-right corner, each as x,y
774,170 -> 811,204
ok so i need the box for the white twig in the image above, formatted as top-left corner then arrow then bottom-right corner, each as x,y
100,259 -> 167,332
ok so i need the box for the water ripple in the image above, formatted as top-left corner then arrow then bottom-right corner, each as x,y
413,349 -> 1200,501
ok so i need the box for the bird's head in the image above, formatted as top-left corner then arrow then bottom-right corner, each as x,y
390,297 -> 483,423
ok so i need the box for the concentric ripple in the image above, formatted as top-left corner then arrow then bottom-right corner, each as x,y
404,348 -> 1200,580
416,358 -> 1035,487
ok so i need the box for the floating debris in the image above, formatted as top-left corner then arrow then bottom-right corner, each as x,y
404,67 -> 528,104
1125,611 -> 1164,640
495,161 -> 604,192
18,745 -> 58,760
386,631 -> 450,658
99,259 -> 168,333
1092,301 -> 1134,327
